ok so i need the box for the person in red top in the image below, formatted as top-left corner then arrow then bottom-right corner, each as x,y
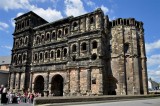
29,93 -> 34,103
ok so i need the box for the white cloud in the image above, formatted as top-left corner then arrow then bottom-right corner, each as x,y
64,0 -> 87,16
7,0 -> 63,23
33,7 -> 63,22
0,22 -> 9,31
17,12 -> 24,17
0,0 -> 33,11
147,54 -> 160,67
11,12 -> 24,27
1,45 -> 12,50
11,18 -> 15,27
100,5 -> 109,14
145,40 -> 160,53
86,0 -> 95,7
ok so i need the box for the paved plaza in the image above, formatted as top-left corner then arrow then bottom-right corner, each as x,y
36,98 -> 160,106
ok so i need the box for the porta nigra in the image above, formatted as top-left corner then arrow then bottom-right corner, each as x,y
9,8 -> 148,96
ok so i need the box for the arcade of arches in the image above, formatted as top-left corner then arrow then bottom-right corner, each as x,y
32,74 -> 64,96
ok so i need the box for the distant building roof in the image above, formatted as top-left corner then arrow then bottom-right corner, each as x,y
0,56 -> 11,65
148,78 -> 159,85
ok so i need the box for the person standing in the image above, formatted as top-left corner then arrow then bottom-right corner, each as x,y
8,90 -> 14,104
0,85 -> 4,104
1,85 -> 7,104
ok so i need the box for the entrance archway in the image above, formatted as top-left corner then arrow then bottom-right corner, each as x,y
34,75 -> 44,96
51,74 -> 63,96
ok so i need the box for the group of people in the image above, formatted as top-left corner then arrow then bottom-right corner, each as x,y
0,84 -> 41,104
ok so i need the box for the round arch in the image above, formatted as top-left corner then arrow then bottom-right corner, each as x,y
51,74 -> 64,96
34,75 -> 44,96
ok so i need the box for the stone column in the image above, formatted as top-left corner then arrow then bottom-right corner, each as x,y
140,29 -> 148,95
8,73 -> 11,89
48,83 -> 52,96
20,73 -> 25,90
96,14 -> 101,29
133,57 -> 140,94
86,17 -> 90,31
98,67 -> 103,95
44,73 -> 49,97
77,41 -> 80,57
10,73 -> 14,90
80,18 -> 86,32
119,57 -> 126,95
29,72 -> 33,92
63,69 -> 70,96
87,40 -> 90,56
141,57 -> 148,95
18,73 -> 21,89
131,26 -> 140,94
76,68 -> 80,95
87,68 -> 91,95
15,73 -> 20,90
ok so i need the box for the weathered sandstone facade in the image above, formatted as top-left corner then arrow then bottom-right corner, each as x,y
9,8 -> 148,96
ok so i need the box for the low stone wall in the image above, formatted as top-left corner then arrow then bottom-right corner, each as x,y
34,94 -> 160,105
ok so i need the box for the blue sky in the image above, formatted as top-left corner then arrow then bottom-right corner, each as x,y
0,0 -> 160,82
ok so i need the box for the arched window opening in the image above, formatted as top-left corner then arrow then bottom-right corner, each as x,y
40,53 -> 43,60
81,42 -> 87,51
17,24 -> 19,30
124,43 -> 129,53
14,56 -> 17,64
20,38 -> 23,45
65,28 -> 68,35
46,33 -> 50,41
58,30 -> 62,38
50,51 -> 54,58
25,37 -> 28,44
73,22 -> 78,30
19,55 -> 22,63
72,44 -> 77,52
45,52 -> 48,59
92,41 -> 97,49
52,32 -> 56,39
36,36 -> 40,44
15,41 -> 18,47
35,54 -> 38,61
41,35 -> 44,41
63,48 -> 67,57
91,53 -> 97,60
90,17 -> 94,24
22,21 -> 24,28
57,50 -> 60,58
26,20 -> 29,26
23,54 -> 26,61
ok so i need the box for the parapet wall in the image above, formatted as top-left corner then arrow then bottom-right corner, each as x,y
110,18 -> 143,29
